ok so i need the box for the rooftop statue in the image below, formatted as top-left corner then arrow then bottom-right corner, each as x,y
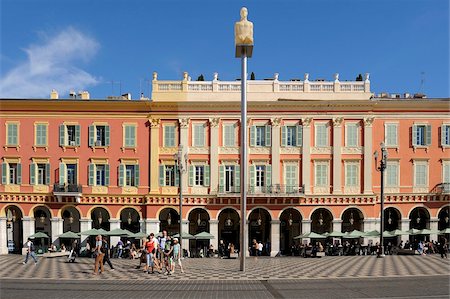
234,7 -> 254,46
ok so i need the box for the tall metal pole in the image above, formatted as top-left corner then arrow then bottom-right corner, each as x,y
379,145 -> 386,257
239,51 -> 248,272
178,147 -> 183,256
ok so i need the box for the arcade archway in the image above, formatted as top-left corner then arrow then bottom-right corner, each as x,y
279,208 -> 302,255
311,208 -> 333,234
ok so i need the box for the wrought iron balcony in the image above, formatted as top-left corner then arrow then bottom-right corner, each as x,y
53,184 -> 82,203
218,184 -> 304,196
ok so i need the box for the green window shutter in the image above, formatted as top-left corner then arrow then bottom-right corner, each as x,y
75,125 -> 81,146
265,125 -> 271,146
59,163 -> 66,184
105,125 -> 110,146
30,163 -> 36,185
89,125 -> 95,147
118,164 -> 125,187
59,125 -> 65,146
8,124 -> 18,145
426,125 -> 432,146
235,165 -> 240,192
219,165 -> 225,191
1,163 -> 7,184
441,126 -> 446,146
88,163 -> 95,186
296,125 -> 303,146
250,126 -> 256,146
159,165 -> 165,186
281,126 -> 287,146
104,164 -> 110,186
204,165 -> 210,186
174,165 -> 179,187
250,165 -> 255,188
134,164 -> 140,187
131,126 -> 136,147
188,165 -> 194,186
265,165 -> 272,188
412,124 -> 418,146
16,163 -> 22,184
45,163 -> 51,185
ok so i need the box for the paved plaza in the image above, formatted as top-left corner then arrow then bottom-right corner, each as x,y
0,254 -> 448,281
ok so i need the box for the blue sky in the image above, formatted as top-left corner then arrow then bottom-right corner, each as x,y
1,0 -> 448,98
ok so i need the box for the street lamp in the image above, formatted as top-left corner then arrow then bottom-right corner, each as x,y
235,6 -> 254,273
374,142 -> 388,258
174,144 -> 187,255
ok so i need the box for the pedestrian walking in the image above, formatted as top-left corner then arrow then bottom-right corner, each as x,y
23,238 -> 38,265
102,237 -> 114,270
158,230 -> 168,271
171,238 -> 184,274
145,233 -> 157,274
93,235 -> 104,275
163,236 -> 172,274
117,239 -> 124,258
257,241 -> 263,256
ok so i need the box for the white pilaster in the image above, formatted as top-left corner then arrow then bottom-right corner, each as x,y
79,218 -> 92,245
0,217 -> 8,254
302,118 -> 312,195
149,118 -> 160,194
271,118 -> 281,186
270,220 -> 280,257
332,219 -> 343,232
179,118 -> 189,192
363,218 -> 377,245
401,218 -> 410,243
22,216 -> 35,249
109,219 -> 120,246
332,118 -> 343,194
209,220 -> 219,251
145,218 -> 160,235
302,219 -> 312,234
363,117 -> 374,194
50,217 -> 63,246
209,118 -> 220,193
430,217 -> 439,242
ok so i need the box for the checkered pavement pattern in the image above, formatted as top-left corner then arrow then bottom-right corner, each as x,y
1,254 -> 448,281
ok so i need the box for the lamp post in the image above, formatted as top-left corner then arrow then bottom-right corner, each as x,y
235,7 -> 254,272
374,142 -> 388,257
175,144 -> 187,255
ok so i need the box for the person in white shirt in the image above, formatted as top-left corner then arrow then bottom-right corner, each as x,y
258,241 -> 263,256
23,238 -> 37,265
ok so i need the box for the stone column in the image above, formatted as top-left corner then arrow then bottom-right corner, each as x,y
0,217 -> 8,254
79,218 -> 92,246
302,219 -> 312,234
109,219 -> 121,246
139,220 -> 145,233
181,220 -> 190,257
363,218 -> 377,245
430,217 -> 439,242
271,118 -> 281,186
50,217 -> 63,246
270,220 -> 281,257
363,117 -> 374,194
144,219 -> 160,235
301,118 -> 312,195
149,118 -> 161,194
332,219 -> 343,233
179,118 -> 189,192
209,118 -> 220,193
401,218 -> 410,243
332,117 -> 343,194
209,220 -> 219,252
22,216 -> 35,254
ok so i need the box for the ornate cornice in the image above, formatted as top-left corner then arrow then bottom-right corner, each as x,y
363,116 -> 374,127
150,118 -> 161,128
332,117 -> 344,127
209,117 -> 220,128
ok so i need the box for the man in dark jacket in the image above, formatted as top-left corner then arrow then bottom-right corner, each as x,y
102,237 -> 114,270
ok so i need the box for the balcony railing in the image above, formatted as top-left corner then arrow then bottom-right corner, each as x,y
53,184 -> 82,193
218,184 -> 304,195
436,183 -> 450,194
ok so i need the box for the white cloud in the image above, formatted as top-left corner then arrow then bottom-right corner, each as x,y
0,27 -> 100,98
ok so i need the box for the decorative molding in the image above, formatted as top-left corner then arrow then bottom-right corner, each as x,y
311,146 -> 332,154
159,147 -> 178,154
188,147 -> 210,154
341,146 -> 363,154
250,147 -> 271,154
280,147 -> 302,154
363,117 -> 374,127
161,186 -> 179,195
122,187 -> 138,195
313,186 -> 330,195
412,187 -> 429,193
271,117 -> 282,127
190,187 -> 209,195
150,118 -> 161,128
219,147 -> 240,154
302,117 -> 313,127
5,185 -> 20,193
33,185 -> 49,193
92,186 -> 108,194
343,186 -> 360,195
332,117 -> 344,127
384,187 -> 400,194
209,117 -> 220,128
179,118 -> 190,128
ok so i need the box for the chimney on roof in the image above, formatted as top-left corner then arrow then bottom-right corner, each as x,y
122,93 -> 131,100
79,91 -> 90,100
50,89 -> 59,99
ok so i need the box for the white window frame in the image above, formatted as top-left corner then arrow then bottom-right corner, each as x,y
385,161 -> 400,188
194,165 -> 205,186
224,165 -> 235,192
5,121 -> 20,147
34,122 -> 48,147
123,123 -> 137,148
255,126 -> 266,147
345,123 -> 359,147
344,162 -> 359,187
222,123 -> 236,147
286,126 -> 297,147
384,122 -> 398,147
413,160 -> 428,188
442,160 -> 450,184
163,124 -> 176,147
314,122 -> 329,147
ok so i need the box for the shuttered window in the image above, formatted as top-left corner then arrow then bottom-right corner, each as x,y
7,123 -> 18,146
346,124 -> 358,147
345,163 -> 358,186
164,125 -> 176,147
124,125 -> 136,147
193,124 -> 205,147
386,163 -> 399,187
35,124 -> 47,146
315,123 -> 328,147
223,124 -> 235,147
385,123 -> 398,146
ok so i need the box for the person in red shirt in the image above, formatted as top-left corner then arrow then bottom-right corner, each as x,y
144,233 -> 158,274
